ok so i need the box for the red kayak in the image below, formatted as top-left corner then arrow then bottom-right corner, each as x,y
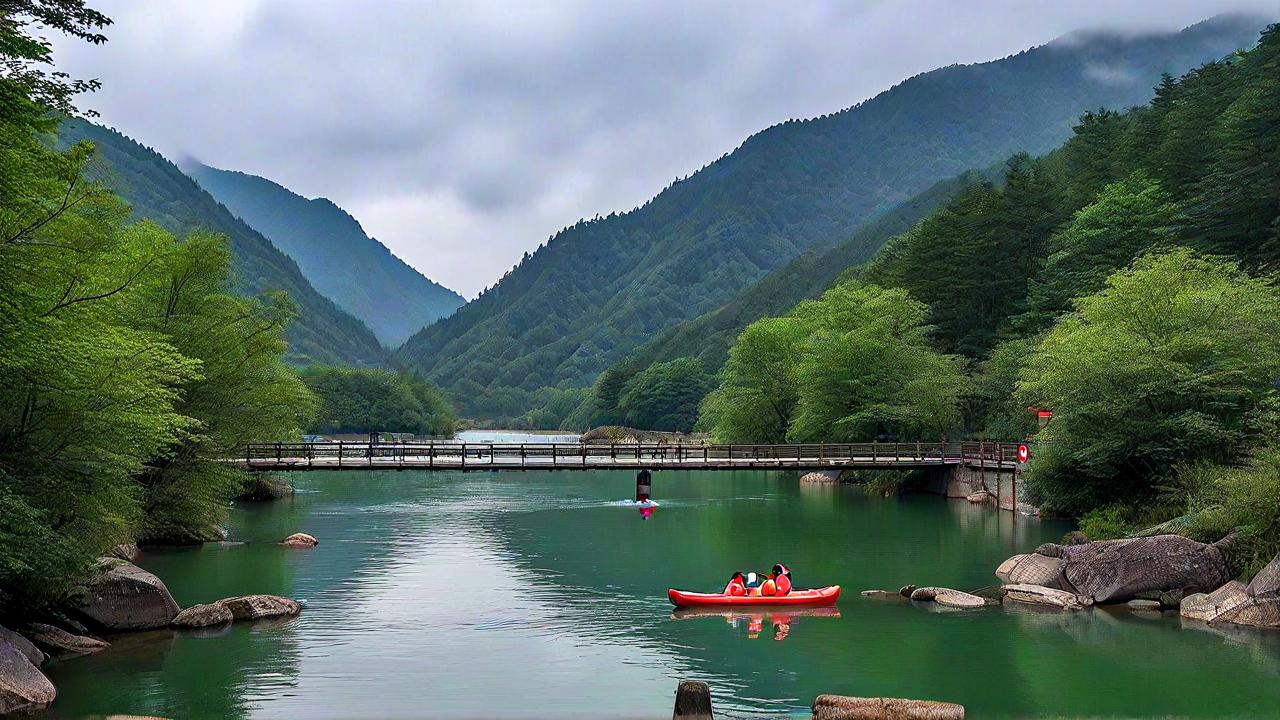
667,585 -> 840,608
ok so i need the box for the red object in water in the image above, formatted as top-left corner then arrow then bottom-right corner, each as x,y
667,586 -> 840,608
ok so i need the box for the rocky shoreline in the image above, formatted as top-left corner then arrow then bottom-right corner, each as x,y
0,530 -> 312,715
868,533 -> 1280,632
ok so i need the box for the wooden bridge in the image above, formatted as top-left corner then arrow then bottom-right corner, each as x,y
238,441 -> 1023,472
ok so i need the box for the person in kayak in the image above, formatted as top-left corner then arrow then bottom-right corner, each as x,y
723,566 -> 792,596
771,563 -> 793,596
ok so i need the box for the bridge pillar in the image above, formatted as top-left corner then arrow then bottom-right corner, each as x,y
926,464 -> 1018,510
636,469 -> 652,502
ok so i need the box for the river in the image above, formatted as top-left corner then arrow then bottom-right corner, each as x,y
38,435 -> 1280,718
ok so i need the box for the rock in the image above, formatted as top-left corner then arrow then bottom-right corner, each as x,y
909,587 -> 985,609
812,694 -> 965,720
1180,581 -> 1250,622
968,586 -> 1008,602
898,585 -> 917,598
1212,596 -> 1280,629
800,471 -> 842,483
1002,584 -> 1090,610
110,543 -> 141,562
1019,535 -> 1231,604
1015,502 -> 1040,516
964,491 -> 992,504
0,625 -> 43,667
860,590 -> 905,601
0,635 -> 56,715
673,679 -> 714,719
1134,588 -> 1184,609
76,558 -> 180,631
171,603 -> 234,629
1127,599 -> 1162,611
217,595 -> 301,621
281,532 -> 318,549
995,554 -> 1064,589
23,623 -> 109,658
1246,553 -> 1280,598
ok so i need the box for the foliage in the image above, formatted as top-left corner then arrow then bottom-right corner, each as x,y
701,317 -> 808,443
398,17 -> 1263,418
704,282 -> 966,443
128,233 -> 317,543
966,337 -> 1039,438
1,16 -> 314,612
1019,249 -> 1280,515
1025,171 -> 1183,324
187,164 -> 463,347
302,366 -> 457,437
0,0 -> 110,114
614,358 -> 713,433
1174,451 -> 1280,578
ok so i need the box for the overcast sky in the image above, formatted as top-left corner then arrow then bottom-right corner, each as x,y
53,1 -> 1275,297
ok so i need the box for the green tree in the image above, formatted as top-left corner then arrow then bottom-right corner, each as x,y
302,367 -> 456,437
701,317 -> 808,443
787,283 -> 966,442
1025,171 -> 1183,324
0,0 -> 111,114
615,357 -> 712,432
1020,249 -> 1280,515
130,231 -> 317,543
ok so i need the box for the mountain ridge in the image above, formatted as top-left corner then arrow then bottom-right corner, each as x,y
185,162 -> 465,347
57,119 -> 392,368
401,14 -> 1268,418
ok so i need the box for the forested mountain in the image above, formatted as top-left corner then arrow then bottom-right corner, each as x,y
567,168 -> 1001,428
56,120 -> 390,367
186,163 -> 464,347
398,14 -> 1266,418
703,24 -> 1280,555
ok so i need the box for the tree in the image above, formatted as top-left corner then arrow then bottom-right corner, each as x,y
0,0 -> 111,115
787,283 -> 966,442
1025,171 -> 1183,324
1020,249 -> 1280,515
301,367 -> 456,437
129,231 -> 317,543
615,358 -> 712,433
701,317 -> 808,443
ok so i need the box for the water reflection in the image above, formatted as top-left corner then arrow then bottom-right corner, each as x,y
671,606 -> 842,641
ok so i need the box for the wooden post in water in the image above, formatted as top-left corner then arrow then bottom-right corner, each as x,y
673,680 -> 714,720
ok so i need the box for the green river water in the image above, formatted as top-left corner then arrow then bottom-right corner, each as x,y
37,444 -> 1280,718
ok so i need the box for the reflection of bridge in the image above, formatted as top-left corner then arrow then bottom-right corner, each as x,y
238,441 -> 1023,473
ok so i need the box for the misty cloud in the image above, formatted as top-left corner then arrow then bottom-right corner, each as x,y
53,0 -> 1275,296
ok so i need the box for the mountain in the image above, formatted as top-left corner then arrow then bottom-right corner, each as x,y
397,14 -> 1267,418
185,164 -> 465,347
596,169 -> 997,382
58,120 -> 391,368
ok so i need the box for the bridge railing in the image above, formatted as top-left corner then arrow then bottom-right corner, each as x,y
242,440 -> 1021,468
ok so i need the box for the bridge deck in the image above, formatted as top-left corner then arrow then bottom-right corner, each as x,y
239,441 -> 1022,472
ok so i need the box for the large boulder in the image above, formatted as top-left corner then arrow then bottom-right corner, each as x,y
0,636 -> 55,715
1182,555 -> 1280,630
76,558 -> 180,631
812,694 -> 965,720
995,554 -> 1064,589
23,623 -> 109,658
1007,535 -> 1231,604
217,595 -> 301,621
1002,584 -> 1090,610
0,626 -> 43,667
1212,596 -> 1280,629
909,587 -> 985,609
172,603 -> 234,629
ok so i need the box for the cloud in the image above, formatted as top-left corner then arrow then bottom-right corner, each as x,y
51,0 -> 1276,297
